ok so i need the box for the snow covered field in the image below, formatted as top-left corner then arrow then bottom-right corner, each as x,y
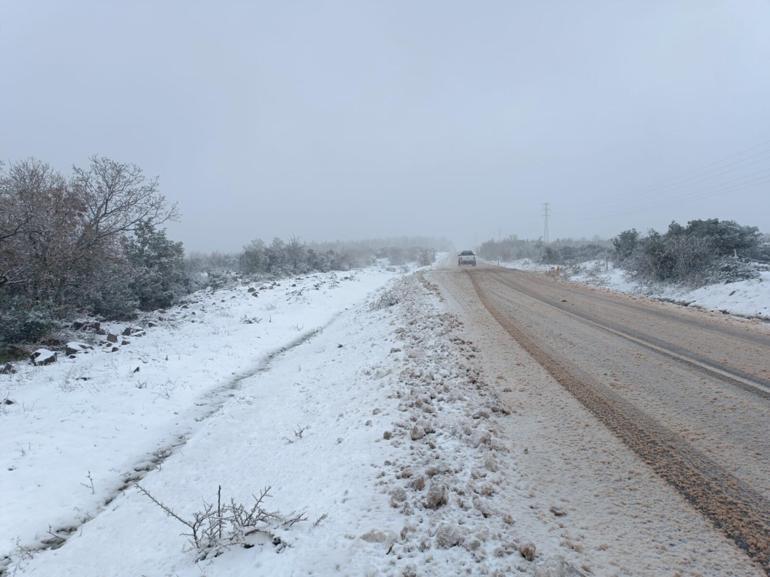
0,267 -> 400,574
500,259 -> 770,319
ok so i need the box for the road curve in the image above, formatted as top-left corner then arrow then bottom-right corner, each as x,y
463,266 -> 770,572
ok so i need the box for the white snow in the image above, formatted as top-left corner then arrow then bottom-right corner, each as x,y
652,270 -> 770,318
29,349 -> 57,366
0,267 -> 399,567
8,278 -> 405,577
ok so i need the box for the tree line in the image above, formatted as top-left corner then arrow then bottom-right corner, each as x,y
477,219 -> 767,286
477,236 -> 611,265
1,157 -> 442,354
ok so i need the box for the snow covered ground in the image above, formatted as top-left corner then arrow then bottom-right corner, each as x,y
2,266 -> 592,577
0,267 -> 401,573
4,259 -> 763,576
500,258 -> 770,319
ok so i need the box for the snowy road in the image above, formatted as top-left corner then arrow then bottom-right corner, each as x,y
432,263 -> 770,574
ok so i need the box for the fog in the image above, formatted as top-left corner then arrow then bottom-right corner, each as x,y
2,0 -> 769,251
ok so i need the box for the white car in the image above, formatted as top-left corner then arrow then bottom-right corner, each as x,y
458,250 -> 477,266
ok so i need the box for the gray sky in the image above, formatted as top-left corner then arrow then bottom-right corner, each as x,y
2,0 -> 770,251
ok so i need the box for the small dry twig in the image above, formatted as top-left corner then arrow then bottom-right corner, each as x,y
80,471 -> 95,495
136,483 -> 306,558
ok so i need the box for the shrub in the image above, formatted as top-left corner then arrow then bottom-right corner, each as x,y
617,219 -> 762,286
612,229 -> 639,262
136,484 -> 306,560
126,222 -> 187,310
0,294 -> 54,352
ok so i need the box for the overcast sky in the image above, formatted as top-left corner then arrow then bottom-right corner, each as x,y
2,1 -> 770,251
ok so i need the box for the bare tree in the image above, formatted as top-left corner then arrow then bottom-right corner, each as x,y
0,159 -> 77,292
71,156 -> 178,251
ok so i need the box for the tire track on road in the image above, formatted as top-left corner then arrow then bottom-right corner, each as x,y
490,271 -> 770,399
469,271 -> 770,574
510,269 -> 770,348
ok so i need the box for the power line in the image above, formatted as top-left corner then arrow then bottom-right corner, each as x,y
580,139 -> 770,222
543,202 -> 550,243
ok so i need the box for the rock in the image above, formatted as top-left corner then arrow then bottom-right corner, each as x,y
390,487 -> 407,507
473,495 -> 493,518
519,542 -> 537,561
383,430 -> 392,440
30,349 -> 57,366
423,482 -> 448,509
1,363 -> 16,375
106,333 -> 118,343
65,342 -> 92,356
410,425 -> 426,441
360,529 -> 396,544
73,321 -> 100,332
401,565 -> 417,577
550,505 -> 567,517
435,523 -> 464,548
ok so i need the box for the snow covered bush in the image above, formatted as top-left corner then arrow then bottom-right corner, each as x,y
0,295 -> 54,357
477,235 -> 542,261
708,256 -> 761,284
0,156 -> 187,339
136,484 -> 306,559
126,222 -> 188,311
615,219 -> 763,286
239,237 -> 352,277
88,261 -> 141,320
370,288 -> 400,310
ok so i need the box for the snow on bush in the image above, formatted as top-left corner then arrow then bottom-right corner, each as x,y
136,484 -> 306,559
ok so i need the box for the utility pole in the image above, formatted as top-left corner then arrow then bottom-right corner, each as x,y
542,202 -> 550,244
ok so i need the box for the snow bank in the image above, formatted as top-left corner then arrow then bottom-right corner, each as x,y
653,270 -> 770,318
568,261 -> 770,318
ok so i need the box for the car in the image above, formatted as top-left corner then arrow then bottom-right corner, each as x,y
458,250 -> 477,266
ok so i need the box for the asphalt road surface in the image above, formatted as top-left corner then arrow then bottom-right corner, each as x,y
433,263 -> 770,573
